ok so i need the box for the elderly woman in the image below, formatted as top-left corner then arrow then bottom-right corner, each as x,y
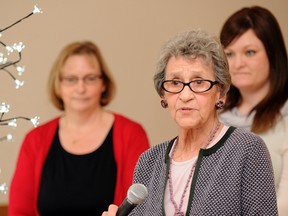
102,29 -> 277,215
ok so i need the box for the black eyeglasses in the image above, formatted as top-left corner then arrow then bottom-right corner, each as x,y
161,79 -> 219,93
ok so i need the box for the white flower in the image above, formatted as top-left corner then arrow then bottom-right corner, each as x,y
16,66 -> 25,75
15,79 -> 24,89
33,4 -> 43,14
30,116 -> 40,127
0,103 -> 10,113
13,42 -> 25,52
8,119 -> 17,128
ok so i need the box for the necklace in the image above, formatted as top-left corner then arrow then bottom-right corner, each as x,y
168,121 -> 221,216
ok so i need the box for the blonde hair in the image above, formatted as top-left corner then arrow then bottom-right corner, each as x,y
47,41 -> 116,110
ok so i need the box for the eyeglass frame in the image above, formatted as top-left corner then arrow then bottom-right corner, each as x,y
60,74 -> 103,86
161,79 -> 219,94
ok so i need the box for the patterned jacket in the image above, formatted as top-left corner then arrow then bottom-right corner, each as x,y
131,127 -> 278,215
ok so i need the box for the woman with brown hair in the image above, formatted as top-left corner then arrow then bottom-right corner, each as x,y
219,6 -> 288,215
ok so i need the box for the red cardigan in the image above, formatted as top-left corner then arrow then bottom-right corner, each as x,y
9,113 -> 150,216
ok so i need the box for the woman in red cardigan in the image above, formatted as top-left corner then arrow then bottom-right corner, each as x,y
9,41 -> 150,216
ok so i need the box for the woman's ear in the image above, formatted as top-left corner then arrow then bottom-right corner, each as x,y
220,94 -> 227,103
216,94 -> 226,110
160,97 -> 168,108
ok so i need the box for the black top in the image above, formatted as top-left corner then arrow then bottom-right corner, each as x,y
38,126 -> 116,216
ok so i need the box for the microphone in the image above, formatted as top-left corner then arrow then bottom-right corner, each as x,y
116,183 -> 148,216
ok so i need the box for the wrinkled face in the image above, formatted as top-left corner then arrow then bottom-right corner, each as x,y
59,54 -> 105,113
163,56 -> 220,130
224,29 -> 270,93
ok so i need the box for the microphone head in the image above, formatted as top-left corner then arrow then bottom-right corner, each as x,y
127,183 -> 148,205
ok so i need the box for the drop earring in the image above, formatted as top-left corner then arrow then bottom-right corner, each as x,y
160,100 -> 168,108
216,100 -> 224,110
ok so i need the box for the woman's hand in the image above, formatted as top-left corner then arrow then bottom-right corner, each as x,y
102,204 -> 118,216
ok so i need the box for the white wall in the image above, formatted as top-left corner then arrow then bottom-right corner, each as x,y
0,0 -> 287,204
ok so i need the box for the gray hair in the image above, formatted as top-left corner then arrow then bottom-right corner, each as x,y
153,29 -> 231,96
